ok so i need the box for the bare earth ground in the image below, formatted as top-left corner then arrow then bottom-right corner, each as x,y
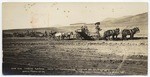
3,38 -> 148,75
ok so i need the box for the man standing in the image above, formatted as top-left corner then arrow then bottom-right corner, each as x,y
84,25 -> 90,36
95,22 -> 102,39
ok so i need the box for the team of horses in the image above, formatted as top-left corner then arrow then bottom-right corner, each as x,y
103,27 -> 140,40
52,27 -> 140,40
3,27 -> 140,40
54,32 -> 73,40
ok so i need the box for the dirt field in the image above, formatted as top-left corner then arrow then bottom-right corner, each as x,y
3,38 -> 148,75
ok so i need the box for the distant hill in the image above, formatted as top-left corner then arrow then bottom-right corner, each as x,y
100,12 -> 148,36
101,12 -> 148,27
3,27 -> 65,34
59,12 -> 148,36
3,12 -> 148,36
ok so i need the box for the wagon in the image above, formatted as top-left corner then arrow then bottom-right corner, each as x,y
75,29 -> 94,40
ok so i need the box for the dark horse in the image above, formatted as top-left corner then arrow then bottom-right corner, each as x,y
103,28 -> 120,40
49,31 -> 57,39
63,32 -> 73,39
122,27 -> 140,40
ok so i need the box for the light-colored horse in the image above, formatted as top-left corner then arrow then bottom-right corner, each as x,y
54,32 -> 65,40
54,32 -> 73,40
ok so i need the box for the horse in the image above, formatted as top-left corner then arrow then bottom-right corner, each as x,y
103,28 -> 120,40
54,32 -> 65,40
13,32 -> 25,37
49,31 -> 57,39
122,27 -> 140,40
63,32 -> 73,39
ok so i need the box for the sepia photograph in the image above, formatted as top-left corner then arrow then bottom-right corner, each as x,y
2,2 -> 148,75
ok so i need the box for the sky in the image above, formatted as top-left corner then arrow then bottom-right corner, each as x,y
2,2 -> 148,30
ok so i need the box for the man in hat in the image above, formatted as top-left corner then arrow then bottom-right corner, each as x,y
95,22 -> 102,39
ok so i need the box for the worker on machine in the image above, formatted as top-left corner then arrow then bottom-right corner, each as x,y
95,22 -> 102,39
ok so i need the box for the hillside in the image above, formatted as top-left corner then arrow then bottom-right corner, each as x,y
59,12 -> 148,36
101,12 -> 148,27
100,12 -> 148,36
3,12 -> 148,36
